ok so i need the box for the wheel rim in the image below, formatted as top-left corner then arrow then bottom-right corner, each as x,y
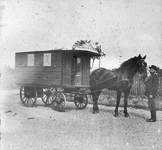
42,88 -> 57,105
74,94 -> 88,109
52,92 -> 66,111
20,86 -> 37,107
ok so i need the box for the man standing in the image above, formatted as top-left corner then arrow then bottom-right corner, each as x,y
145,65 -> 159,122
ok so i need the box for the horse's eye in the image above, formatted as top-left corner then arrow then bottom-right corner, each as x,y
137,61 -> 141,65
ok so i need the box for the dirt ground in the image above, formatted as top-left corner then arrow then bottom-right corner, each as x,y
0,89 -> 162,150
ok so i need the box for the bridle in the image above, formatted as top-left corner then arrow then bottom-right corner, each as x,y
137,59 -> 147,81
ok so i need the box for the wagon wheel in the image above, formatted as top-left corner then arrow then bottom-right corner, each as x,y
42,88 -> 57,105
74,93 -> 88,109
20,86 -> 37,107
52,91 -> 66,112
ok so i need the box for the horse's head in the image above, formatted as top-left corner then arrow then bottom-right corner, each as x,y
136,54 -> 147,81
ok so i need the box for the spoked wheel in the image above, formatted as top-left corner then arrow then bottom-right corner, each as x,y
52,91 -> 66,112
20,86 -> 37,107
74,93 -> 88,109
42,88 -> 57,105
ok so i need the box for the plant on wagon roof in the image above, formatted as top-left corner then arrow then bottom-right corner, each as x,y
72,40 -> 106,58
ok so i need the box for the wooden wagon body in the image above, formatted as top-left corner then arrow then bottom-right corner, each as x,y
15,49 -> 100,110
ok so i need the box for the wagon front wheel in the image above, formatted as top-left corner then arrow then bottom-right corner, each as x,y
20,86 -> 37,107
52,92 -> 66,112
42,88 -> 57,105
74,93 -> 88,109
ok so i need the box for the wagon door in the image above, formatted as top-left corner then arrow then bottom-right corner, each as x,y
73,56 -> 82,85
72,55 -> 90,86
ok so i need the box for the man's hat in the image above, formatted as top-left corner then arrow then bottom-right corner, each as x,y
149,65 -> 159,71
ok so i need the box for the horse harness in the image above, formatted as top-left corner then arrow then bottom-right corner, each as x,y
79,71 -> 133,95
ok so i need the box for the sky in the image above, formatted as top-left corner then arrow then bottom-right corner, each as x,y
0,0 -> 161,70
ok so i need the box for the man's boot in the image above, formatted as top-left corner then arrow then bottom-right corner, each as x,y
146,110 -> 153,122
146,110 -> 156,122
152,110 -> 156,122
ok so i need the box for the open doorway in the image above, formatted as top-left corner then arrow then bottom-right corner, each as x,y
72,56 -> 82,85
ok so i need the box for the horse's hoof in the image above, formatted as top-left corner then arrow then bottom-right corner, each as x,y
96,110 -> 100,113
93,110 -> 99,114
114,113 -> 118,117
124,113 -> 129,117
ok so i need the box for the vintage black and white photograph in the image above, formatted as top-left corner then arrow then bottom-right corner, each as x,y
0,0 -> 162,150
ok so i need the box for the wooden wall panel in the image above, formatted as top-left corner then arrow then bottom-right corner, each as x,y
15,53 -> 27,67
15,66 -> 62,86
15,51 -> 64,87
52,52 -> 62,66
16,66 -> 61,72
62,52 -> 72,86
35,52 -> 43,66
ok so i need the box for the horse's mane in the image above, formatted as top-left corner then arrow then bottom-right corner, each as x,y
117,56 -> 138,71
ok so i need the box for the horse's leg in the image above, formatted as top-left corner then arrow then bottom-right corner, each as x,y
114,90 -> 121,117
92,91 -> 101,114
123,89 -> 130,117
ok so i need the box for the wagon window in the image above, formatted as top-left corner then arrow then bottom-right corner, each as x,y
43,53 -> 51,66
27,54 -> 34,66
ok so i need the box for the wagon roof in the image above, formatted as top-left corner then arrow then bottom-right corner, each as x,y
16,48 -> 101,57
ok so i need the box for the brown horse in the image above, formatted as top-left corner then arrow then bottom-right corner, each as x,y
90,54 -> 147,117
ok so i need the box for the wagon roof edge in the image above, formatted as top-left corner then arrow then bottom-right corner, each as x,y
15,49 -> 101,57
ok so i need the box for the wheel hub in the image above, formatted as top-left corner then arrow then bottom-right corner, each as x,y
75,96 -> 83,103
25,91 -> 33,98
44,90 -> 52,97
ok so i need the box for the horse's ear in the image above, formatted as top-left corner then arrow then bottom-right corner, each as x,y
138,54 -> 142,58
143,55 -> 146,60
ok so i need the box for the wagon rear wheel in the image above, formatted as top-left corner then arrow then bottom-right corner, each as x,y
42,88 -> 57,105
74,93 -> 88,109
52,91 -> 66,112
20,86 -> 37,107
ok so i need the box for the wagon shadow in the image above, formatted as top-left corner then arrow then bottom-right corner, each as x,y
18,101 -> 87,112
18,101 -> 51,108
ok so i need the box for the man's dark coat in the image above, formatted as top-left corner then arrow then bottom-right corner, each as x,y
145,74 -> 159,98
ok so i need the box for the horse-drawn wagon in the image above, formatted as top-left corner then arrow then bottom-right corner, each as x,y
15,46 -> 102,111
